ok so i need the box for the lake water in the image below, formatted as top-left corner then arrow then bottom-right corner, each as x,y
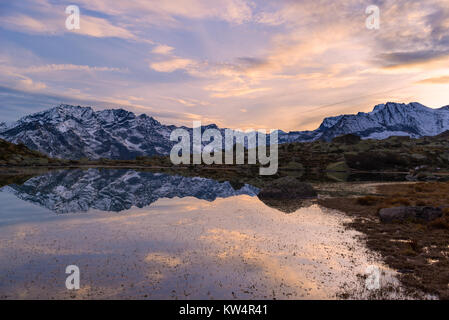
0,169 -> 403,299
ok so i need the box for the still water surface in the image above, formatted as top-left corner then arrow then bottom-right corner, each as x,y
0,169 -> 400,299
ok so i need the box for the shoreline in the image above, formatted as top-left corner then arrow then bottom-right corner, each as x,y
318,182 -> 449,299
1,167 -> 448,299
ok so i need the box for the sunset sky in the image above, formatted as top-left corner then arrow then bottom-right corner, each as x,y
1,0 -> 449,131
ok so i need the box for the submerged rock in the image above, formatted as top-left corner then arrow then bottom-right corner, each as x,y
258,177 -> 317,200
379,206 -> 442,223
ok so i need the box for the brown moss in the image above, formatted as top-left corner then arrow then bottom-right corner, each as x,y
356,196 -> 381,206
385,197 -> 411,206
428,218 -> 449,230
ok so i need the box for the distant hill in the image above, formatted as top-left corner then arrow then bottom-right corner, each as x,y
0,138 -> 52,165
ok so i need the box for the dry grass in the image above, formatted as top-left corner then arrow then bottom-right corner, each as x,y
356,196 -> 381,206
318,181 -> 449,299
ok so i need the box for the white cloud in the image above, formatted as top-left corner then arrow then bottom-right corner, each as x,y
76,0 -> 254,25
25,64 -> 127,73
151,45 -> 175,55
0,1 -> 137,40
150,58 -> 196,72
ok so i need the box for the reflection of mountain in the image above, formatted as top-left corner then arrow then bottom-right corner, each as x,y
257,197 -> 311,214
3,169 -> 259,214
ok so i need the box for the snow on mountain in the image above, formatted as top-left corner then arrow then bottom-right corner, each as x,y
0,105 -> 174,159
281,102 -> 449,143
3,169 -> 259,213
0,102 -> 448,159
317,102 -> 449,140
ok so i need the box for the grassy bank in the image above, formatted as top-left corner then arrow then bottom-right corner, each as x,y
318,182 -> 449,299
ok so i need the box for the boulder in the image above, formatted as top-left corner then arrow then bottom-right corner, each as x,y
258,177 -> 317,200
379,206 -> 443,223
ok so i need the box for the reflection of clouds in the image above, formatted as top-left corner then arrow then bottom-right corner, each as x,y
201,228 -> 251,242
0,193 -> 401,299
145,252 -> 182,268
198,227 -> 324,298
144,252 -> 183,283
197,226 -> 339,299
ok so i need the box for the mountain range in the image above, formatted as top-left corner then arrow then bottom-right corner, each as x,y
0,102 -> 448,160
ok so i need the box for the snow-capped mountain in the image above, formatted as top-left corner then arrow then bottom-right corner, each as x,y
0,105 -> 177,159
2,169 -> 259,213
279,102 -> 449,142
319,102 -> 449,140
0,104 -> 269,159
1,102 -> 448,159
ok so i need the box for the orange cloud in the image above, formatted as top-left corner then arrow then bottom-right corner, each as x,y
151,45 -> 175,55
150,58 -> 196,72
417,76 -> 449,84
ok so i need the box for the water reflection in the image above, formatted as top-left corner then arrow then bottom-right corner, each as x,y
1,169 -> 259,214
0,193 -> 397,300
0,170 -> 407,300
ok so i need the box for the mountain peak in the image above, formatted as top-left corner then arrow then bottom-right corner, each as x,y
373,102 -> 427,113
52,104 -> 93,116
373,103 -> 386,112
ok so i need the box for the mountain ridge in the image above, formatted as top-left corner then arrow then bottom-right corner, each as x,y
1,102 -> 448,160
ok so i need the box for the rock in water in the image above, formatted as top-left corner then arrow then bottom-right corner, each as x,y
258,177 -> 317,200
379,206 -> 443,223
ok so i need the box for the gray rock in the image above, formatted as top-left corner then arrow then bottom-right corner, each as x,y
379,206 -> 443,223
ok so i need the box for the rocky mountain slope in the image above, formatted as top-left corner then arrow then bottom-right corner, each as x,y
1,102 -> 448,160
279,102 -> 449,142
0,105 -> 175,160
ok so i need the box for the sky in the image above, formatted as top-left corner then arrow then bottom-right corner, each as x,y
1,0 -> 449,131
